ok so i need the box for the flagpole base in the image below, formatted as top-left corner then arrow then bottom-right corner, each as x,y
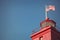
45,17 -> 49,20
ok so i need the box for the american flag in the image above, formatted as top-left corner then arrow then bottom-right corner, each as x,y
46,5 -> 55,12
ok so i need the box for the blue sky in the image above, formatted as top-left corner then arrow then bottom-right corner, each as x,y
0,0 -> 60,40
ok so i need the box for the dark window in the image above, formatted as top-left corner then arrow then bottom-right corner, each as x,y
39,36 -> 43,40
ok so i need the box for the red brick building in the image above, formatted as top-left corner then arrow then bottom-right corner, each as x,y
31,18 -> 60,40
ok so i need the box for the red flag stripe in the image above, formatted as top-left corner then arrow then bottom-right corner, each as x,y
46,5 -> 55,12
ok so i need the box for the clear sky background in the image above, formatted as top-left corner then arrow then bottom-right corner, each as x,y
0,0 -> 60,40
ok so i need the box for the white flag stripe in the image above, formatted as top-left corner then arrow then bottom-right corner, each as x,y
46,5 -> 55,12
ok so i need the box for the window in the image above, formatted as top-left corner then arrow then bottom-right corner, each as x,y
39,36 -> 43,40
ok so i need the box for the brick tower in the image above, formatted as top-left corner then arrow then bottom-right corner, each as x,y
31,18 -> 60,40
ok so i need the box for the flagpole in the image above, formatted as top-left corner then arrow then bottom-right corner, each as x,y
45,5 -> 55,20
45,10 -> 48,19
45,5 -> 48,20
